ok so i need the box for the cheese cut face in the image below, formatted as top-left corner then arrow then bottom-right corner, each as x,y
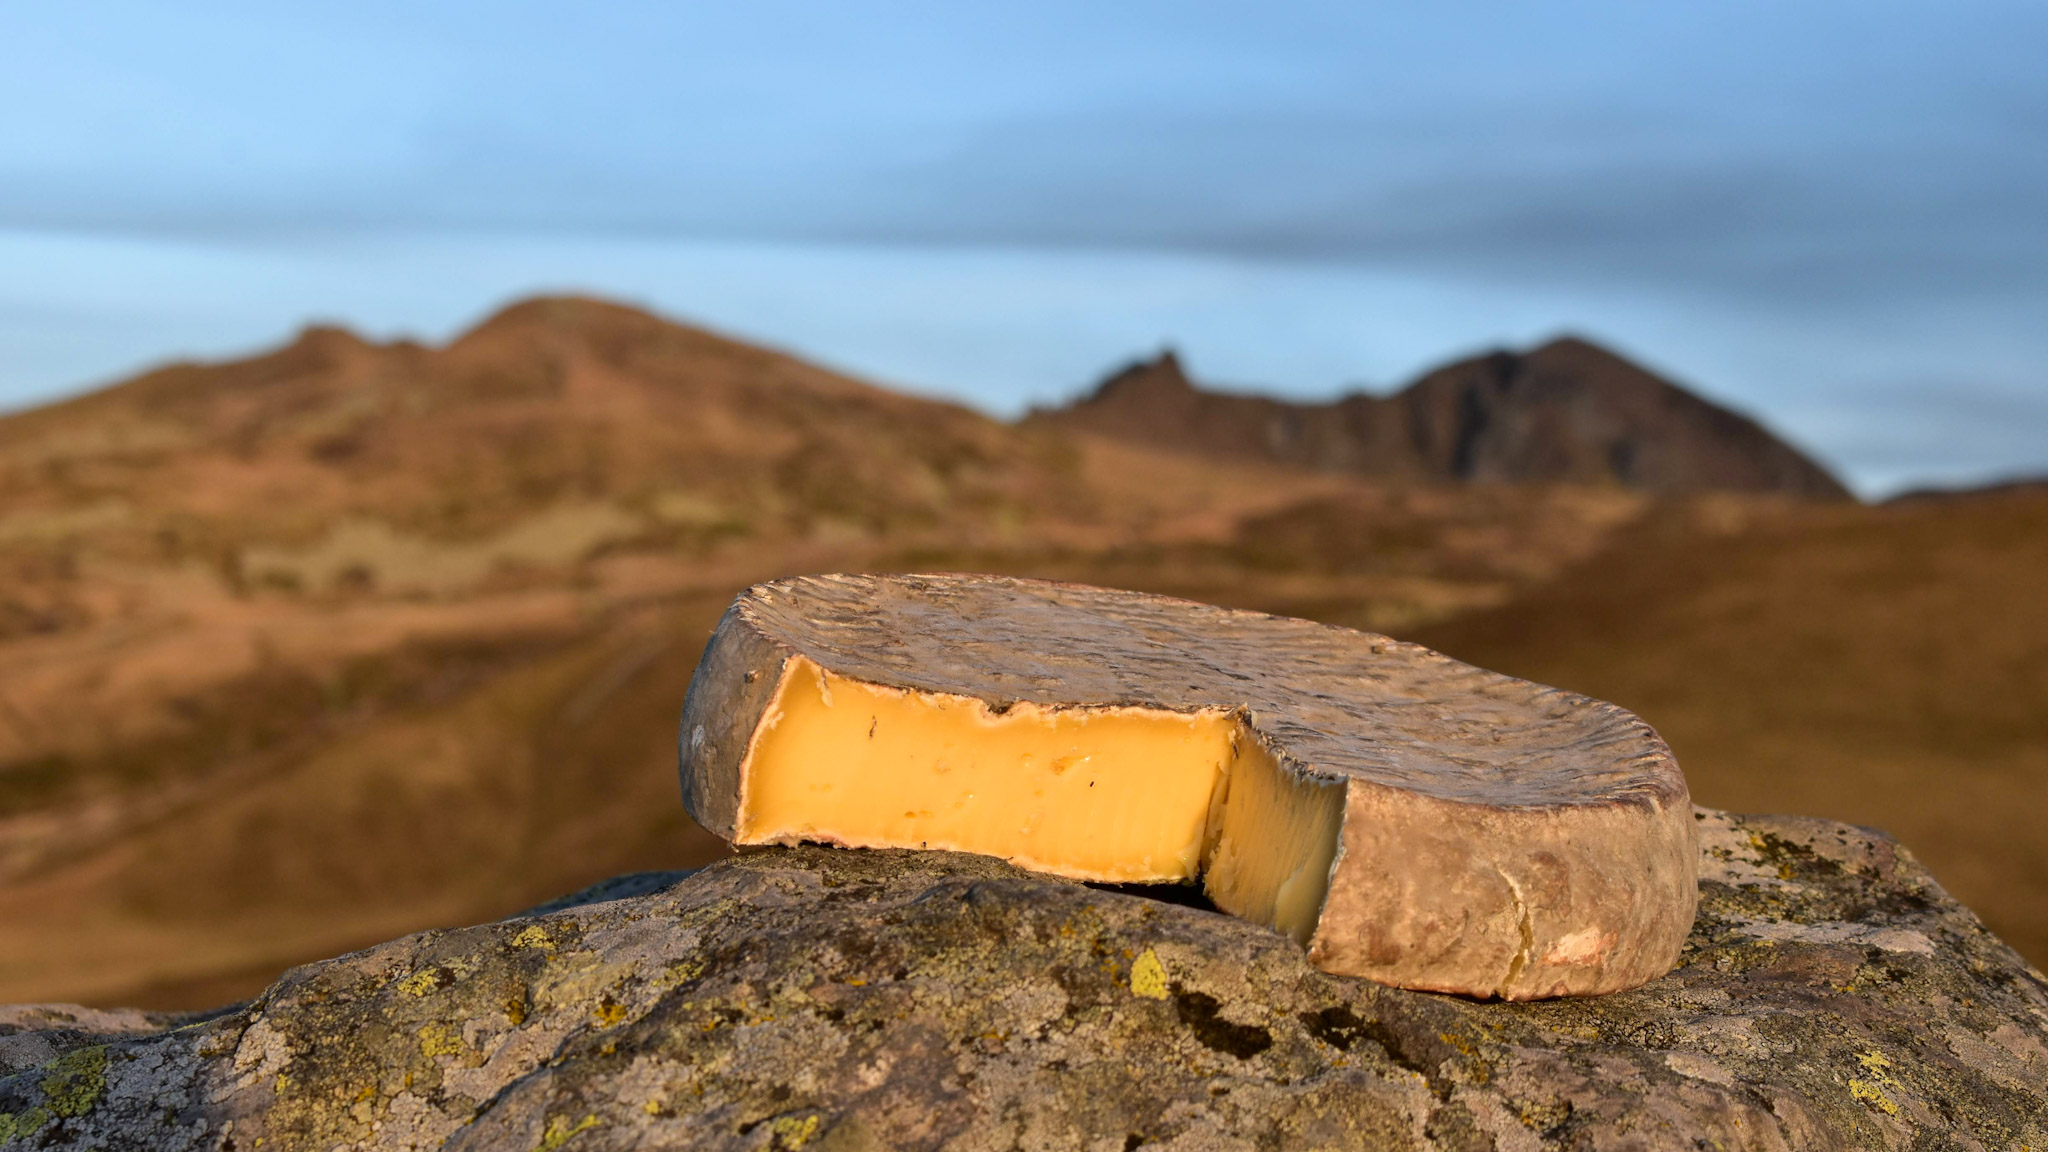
1201,734 -> 1347,947
738,656 -> 1347,943
740,657 -> 1234,883
680,573 -> 1698,1000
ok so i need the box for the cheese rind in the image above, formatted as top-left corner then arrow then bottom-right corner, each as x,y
679,572 -> 1697,999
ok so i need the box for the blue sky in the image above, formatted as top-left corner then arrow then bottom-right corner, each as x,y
3,2 -> 2045,495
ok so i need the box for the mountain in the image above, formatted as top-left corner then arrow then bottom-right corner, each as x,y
1039,338 -> 1851,498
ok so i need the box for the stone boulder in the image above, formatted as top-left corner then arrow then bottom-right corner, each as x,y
2,808 -> 2044,1150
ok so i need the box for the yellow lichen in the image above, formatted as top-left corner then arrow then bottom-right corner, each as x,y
1848,1078 -> 1901,1116
40,1044 -> 108,1118
1846,1050 -> 1905,1116
593,999 -> 628,1027
4,1107 -> 49,1141
512,926 -> 553,950
1130,949 -> 1171,1000
770,1114 -> 823,1147
657,957 -> 706,987
417,1022 -> 465,1057
533,1112 -> 602,1151
398,969 -> 445,997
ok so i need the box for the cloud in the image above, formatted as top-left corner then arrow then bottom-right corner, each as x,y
5,3 -> 2044,320
768,97 -> 2048,312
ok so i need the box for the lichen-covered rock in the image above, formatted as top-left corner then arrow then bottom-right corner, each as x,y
3,809 -> 2045,1150
1,1006 -> 205,1078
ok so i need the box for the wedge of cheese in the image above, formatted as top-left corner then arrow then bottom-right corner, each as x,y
678,573 -> 1696,999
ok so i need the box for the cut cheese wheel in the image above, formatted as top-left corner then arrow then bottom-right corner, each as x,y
678,573 -> 1696,999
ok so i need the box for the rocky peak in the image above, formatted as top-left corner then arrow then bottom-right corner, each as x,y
1473,348 -> 1526,392
1088,350 -> 1196,403
1044,338 -> 1853,498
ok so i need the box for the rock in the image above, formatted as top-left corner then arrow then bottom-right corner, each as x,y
0,1006 -> 216,1078
2,809 -> 2044,1150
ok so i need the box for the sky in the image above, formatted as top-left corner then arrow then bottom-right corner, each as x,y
3,2 -> 2045,496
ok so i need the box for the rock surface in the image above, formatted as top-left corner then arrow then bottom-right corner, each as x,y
3,808 -> 2045,1150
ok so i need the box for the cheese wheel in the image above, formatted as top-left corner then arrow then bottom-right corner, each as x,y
679,573 -> 1695,999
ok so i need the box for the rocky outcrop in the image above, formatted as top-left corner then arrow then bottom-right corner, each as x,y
2,808 -> 2044,1150
1041,340 -> 1852,498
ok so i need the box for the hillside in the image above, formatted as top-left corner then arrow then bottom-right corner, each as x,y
1040,338 -> 1851,497
1411,485 -> 2048,965
0,296 -> 1087,561
0,298 -> 1657,1008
